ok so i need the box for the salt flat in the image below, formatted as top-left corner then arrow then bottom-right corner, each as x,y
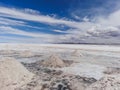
0,44 -> 120,76
0,44 -> 120,90
0,43 -> 120,51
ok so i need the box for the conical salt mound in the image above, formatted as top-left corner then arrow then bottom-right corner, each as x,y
86,74 -> 120,90
0,50 -> 15,55
42,54 -> 65,68
0,57 -> 34,90
72,50 -> 82,57
19,50 -> 33,58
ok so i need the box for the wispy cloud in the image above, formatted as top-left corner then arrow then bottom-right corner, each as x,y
0,6 -> 94,30
0,4 -> 120,44
0,17 -> 26,26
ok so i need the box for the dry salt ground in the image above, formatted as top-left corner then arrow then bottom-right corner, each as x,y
86,74 -> 120,90
58,63 -> 107,80
0,44 -> 120,90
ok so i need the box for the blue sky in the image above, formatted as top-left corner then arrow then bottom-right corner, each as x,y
0,0 -> 120,44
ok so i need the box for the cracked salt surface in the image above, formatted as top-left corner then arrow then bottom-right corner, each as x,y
0,44 -> 120,80
59,63 -> 107,80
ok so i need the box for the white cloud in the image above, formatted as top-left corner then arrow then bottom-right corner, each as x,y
0,17 -> 26,26
0,26 -> 49,38
24,8 -> 40,14
0,17 -> 44,30
97,10 -> 120,27
0,25 -> 57,43
53,30 -> 67,33
83,16 -> 89,22
0,5 -> 120,44
87,26 -> 120,37
0,6 -> 95,30
0,35 -> 46,43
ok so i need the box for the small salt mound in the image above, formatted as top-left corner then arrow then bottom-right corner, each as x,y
86,74 -> 120,90
71,50 -> 82,57
19,50 -> 33,58
42,54 -> 65,68
0,57 -> 34,90
0,50 -> 15,55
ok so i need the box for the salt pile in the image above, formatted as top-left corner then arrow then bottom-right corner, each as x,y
87,74 -> 120,90
42,54 -> 65,68
0,50 -> 14,55
0,57 -> 34,90
72,50 -> 82,57
19,50 -> 33,58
